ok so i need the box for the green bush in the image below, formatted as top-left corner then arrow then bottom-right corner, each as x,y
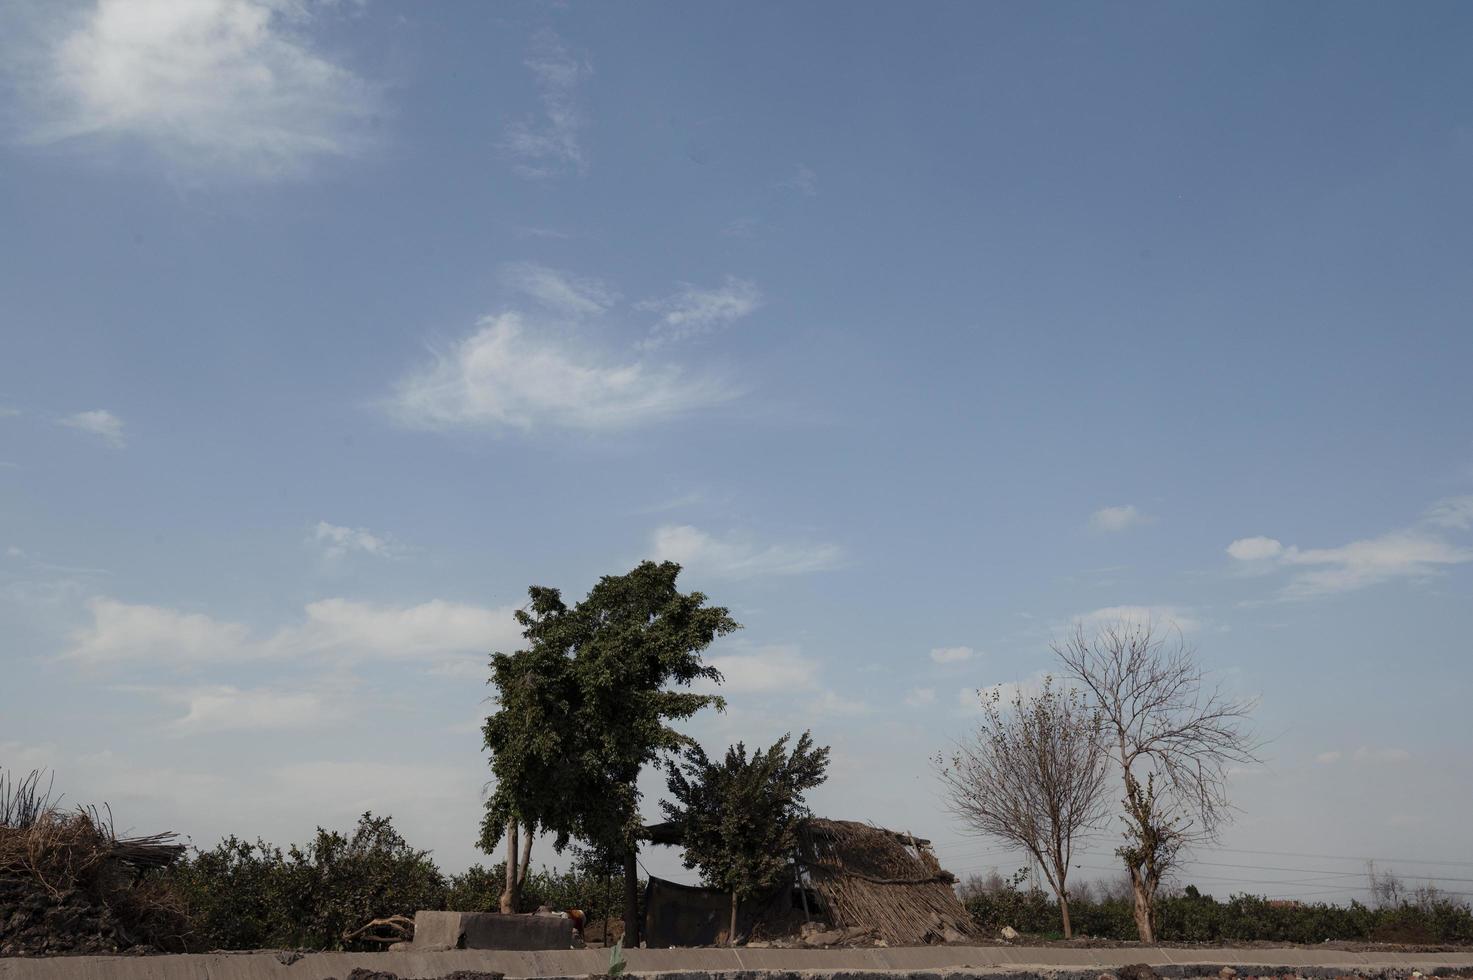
168,812 -> 445,951
168,816 -> 640,951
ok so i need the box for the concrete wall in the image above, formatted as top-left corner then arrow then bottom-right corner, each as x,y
409,911 -> 577,951
4,946 -> 1473,980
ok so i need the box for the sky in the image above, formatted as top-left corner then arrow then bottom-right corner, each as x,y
2,0 -> 1472,906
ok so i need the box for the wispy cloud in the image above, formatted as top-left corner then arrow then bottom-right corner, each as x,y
64,596 -> 522,668
929,645 -> 975,664
1075,605 -> 1200,634
638,276 -> 762,348
903,686 -> 936,707
651,524 -> 844,579
1316,747 -> 1411,766
500,262 -> 617,319
1227,502 -> 1473,599
389,313 -> 738,433
310,521 -> 396,560
59,409 -> 124,448
1426,495 -> 1473,531
781,163 -> 817,196
1090,504 -> 1151,533
808,689 -> 871,716
161,684 -> 343,733
502,30 -> 588,179
700,644 -> 819,694
8,0 -> 376,180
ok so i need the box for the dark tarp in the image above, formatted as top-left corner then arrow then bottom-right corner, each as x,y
642,876 -> 794,948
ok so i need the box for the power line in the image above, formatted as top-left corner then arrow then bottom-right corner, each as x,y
1194,845 -> 1473,869
1182,858 -> 1473,885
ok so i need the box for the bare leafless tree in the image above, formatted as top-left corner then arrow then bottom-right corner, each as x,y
1053,620 -> 1258,943
936,676 -> 1110,938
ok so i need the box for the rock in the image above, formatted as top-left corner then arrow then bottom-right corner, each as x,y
1117,965 -> 1160,980
1221,969 -> 1238,979
745,940 -> 771,948
1000,925 -> 1020,940
1098,973 -> 1120,980
802,928 -> 847,947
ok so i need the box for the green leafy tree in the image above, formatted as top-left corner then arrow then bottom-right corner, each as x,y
662,731 -> 830,942
482,560 -> 739,934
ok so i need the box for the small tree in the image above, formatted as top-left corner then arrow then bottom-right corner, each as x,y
936,676 -> 1108,938
1054,621 -> 1258,943
662,732 -> 830,942
482,561 -> 739,937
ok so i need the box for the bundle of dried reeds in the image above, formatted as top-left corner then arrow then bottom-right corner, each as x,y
0,768 -> 189,954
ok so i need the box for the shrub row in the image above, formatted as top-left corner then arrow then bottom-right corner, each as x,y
964,885 -> 1473,944
162,812 -> 636,951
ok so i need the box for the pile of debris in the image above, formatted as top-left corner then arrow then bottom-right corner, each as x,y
0,769 -> 189,956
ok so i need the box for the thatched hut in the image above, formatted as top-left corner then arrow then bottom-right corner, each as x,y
797,818 -> 973,946
641,817 -> 973,946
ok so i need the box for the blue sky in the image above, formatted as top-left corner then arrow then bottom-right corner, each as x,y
3,0 -> 1472,902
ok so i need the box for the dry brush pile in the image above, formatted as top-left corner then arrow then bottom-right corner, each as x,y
0,769 -> 189,956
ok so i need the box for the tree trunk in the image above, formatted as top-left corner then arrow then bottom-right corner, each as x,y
518,823 -> 533,887
500,820 -> 519,913
729,891 -> 739,945
1059,894 -> 1072,940
1130,871 -> 1155,943
623,849 -> 640,947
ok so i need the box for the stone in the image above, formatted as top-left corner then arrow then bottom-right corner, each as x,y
1221,969 -> 1238,979
1117,964 -> 1161,980
1000,925 -> 1020,940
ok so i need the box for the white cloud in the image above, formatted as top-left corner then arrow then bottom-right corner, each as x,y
6,546 -> 26,558
59,409 -> 124,448
65,597 -> 253,666
285,598 -> 520,659
1426,495 -> 1473,531
1227,536 -> 1285,561
651,524 -> 844,579
929,645 -> 974,664
1315,751 -> 1342,765
165,685 -> 339,733
1278,532 -> 1470,598
390,313 -> 737,432
1090,504 -> 1151,533
1228,500 -> 1473,599
311,521 -> 394,560
502,30 -> 588,179
638,276 -> 762,348
1076,605 -> 1200,634
12,0 -> 375,180
64,596 -> 522,667
500,262 -> 617,319
701,644 -> 819,694
903,687 -> 935,707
